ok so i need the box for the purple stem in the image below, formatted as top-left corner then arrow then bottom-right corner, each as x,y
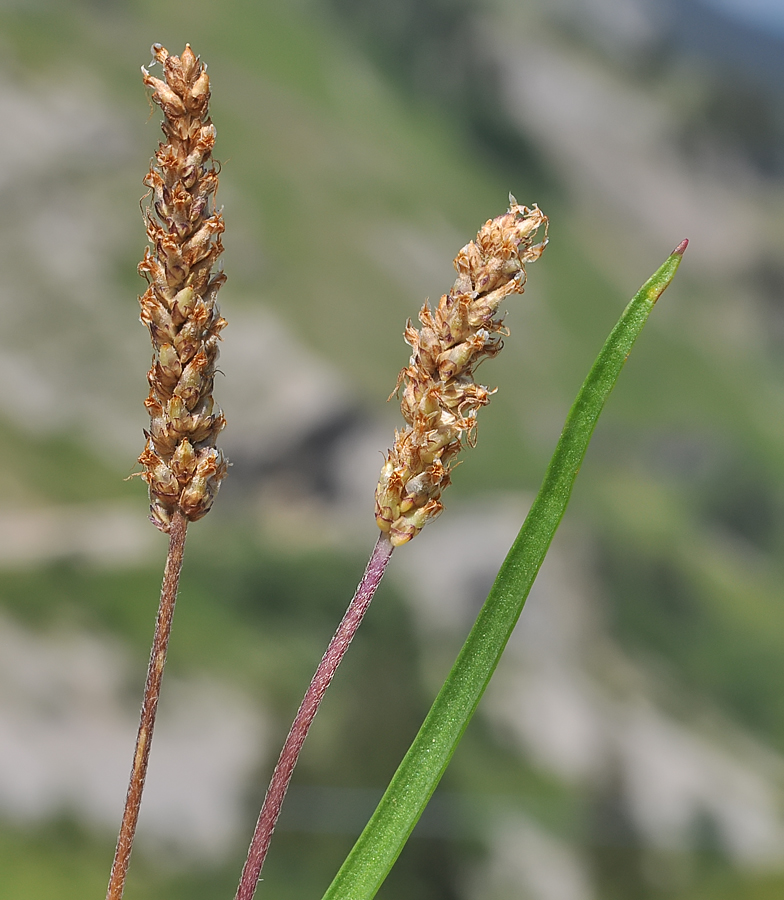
235,531 -> 395,900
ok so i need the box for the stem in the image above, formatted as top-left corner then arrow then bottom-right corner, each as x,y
235,532 -> 395,900
106,509 -> 188,900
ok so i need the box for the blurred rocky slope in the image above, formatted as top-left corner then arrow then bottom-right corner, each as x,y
0,1 -> 784,899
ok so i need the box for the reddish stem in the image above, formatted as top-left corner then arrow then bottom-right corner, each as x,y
235,532 -> 395,900
106,509 -> 188,900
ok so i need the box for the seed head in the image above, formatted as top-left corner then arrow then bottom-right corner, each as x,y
375,200 -> 548,546
137,44 -> 228,532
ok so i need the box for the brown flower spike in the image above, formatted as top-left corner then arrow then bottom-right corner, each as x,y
138,43 -> 227,532
375,200 -> 548,546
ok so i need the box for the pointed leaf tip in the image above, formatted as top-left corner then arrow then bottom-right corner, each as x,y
672,238 -> 688,256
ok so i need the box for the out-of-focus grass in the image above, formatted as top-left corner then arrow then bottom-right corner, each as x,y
0,823 -> 119,900
598,481 -> 784,748
0,419 -> 134,505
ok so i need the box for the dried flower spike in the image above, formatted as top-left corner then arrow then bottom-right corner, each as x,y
138,43 -> 227,532
375,199 -> 548,546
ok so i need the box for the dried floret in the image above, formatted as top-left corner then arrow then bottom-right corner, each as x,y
376,200 -> 548,546
137,44 -> 228,531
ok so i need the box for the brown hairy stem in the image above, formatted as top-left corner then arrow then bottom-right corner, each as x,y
235,532 -> 395,900
106,509 -> 188,900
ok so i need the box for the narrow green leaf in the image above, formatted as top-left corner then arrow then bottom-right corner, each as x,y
321,243 -> 686,900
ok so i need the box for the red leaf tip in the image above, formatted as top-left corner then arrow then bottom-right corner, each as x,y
672,238 -> 689,256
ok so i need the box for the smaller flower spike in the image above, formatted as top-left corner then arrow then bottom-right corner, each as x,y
375,199 -> 548,546
138,44 -> 228,532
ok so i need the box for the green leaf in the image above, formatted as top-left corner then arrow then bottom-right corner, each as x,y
321,242 -> 687,900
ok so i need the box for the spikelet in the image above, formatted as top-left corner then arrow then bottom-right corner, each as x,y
375,200 -> 548,546
137,44 -> 228,532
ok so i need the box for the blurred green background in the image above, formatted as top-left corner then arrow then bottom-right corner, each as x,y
2,0 -> 784,897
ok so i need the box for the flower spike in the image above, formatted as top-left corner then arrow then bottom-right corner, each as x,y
138,42 -> 228,532
376,200 -> 548,546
